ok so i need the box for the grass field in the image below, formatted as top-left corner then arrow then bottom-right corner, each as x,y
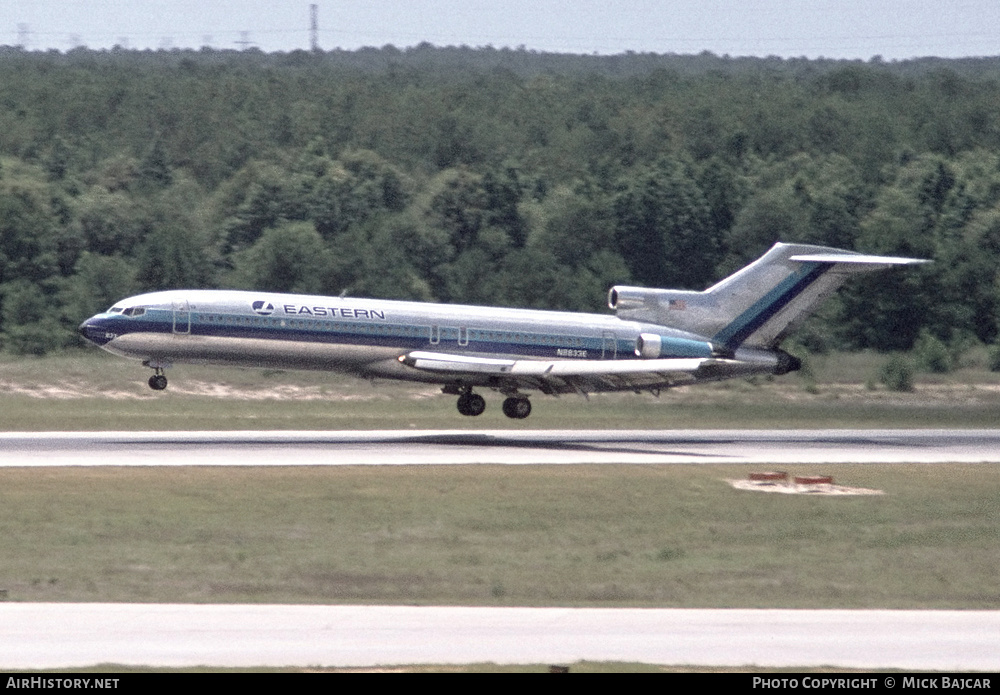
2,349 -> 1000,430
2,463 -> 997,608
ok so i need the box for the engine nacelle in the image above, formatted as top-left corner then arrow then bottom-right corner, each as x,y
634,333 -> 662,358
608,286 -> 656,313
608,285 -> 708,332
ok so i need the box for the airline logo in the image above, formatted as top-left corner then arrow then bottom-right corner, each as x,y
282,303 -> 387,320
251,300 -> 275,316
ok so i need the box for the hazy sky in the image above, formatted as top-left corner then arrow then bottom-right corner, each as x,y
2,0 -> 998,59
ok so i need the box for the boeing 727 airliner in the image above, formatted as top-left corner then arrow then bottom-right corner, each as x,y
79,242 -> 926,418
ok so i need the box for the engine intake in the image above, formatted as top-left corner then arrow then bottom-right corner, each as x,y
608,286 -> 654,312
634,333 -> 662,359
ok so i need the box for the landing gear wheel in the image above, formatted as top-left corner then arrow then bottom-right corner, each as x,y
148,374 -> 168,391
502,396 -> 532,419
457,392 -> 486,416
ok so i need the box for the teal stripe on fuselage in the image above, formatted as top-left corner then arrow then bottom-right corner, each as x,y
100,305 -> 712,361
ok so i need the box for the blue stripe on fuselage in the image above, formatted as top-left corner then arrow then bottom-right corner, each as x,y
83,307 -> 712,362
712,262 -> 832,349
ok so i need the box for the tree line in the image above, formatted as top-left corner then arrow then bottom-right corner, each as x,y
2,45 -> 1000,358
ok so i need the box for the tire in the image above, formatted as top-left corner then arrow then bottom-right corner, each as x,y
457,392 -> 486,416
502,396 -> 531,419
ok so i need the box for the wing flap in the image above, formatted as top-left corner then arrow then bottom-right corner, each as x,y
400,351 -> 741,393
404,351 -> 519,374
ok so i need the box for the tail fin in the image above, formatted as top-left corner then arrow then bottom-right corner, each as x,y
608,242 -> 927,350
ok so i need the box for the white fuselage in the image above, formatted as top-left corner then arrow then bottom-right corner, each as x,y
79,289 -> 724,390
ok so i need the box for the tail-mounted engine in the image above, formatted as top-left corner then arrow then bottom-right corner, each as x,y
609,285 -> 713,339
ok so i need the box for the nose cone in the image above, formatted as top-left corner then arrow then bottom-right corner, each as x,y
78,317 -> 112,347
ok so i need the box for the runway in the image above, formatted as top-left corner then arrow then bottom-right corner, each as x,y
1,604 -> 998,671
1,429 -> 1000,465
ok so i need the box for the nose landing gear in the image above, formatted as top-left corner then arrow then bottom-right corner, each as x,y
147,371 -> 168,391
143,360 -> 170,391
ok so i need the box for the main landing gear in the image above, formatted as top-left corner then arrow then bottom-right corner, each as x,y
502,396 -> 532,420
450,386 -> 532,419
456,391 -> 486,417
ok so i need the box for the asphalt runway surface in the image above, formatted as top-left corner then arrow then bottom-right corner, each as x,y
1,604 -> 998,671
2,428 -> 1000,465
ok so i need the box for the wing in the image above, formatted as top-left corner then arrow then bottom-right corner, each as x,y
398,350 -> 749,395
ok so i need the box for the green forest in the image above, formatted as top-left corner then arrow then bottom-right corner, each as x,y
2,45 -> 1000,360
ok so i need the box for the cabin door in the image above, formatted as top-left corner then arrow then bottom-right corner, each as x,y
172,300 -> 191,335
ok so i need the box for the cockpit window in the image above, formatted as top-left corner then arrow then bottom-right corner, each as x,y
108,306 -> 124,314
122,307 -> 146,317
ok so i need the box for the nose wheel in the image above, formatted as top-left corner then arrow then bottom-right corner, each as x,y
502,396 -> 532,419
147,370 -> 168,391
456,391 -> 486,416
143,360 -> 171,391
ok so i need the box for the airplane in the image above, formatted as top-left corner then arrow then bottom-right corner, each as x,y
78,242 -> 926,418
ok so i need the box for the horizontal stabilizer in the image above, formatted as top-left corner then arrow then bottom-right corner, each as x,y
789,253 -> 929,266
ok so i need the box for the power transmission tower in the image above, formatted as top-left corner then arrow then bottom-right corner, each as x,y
235,31 -> 254,50
17,23 -> 30,49
310,4 -> 319,52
